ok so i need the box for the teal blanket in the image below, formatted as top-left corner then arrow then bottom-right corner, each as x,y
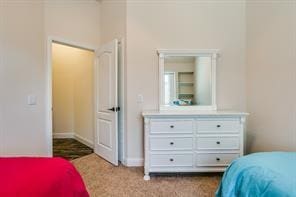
216,152 -> 296,197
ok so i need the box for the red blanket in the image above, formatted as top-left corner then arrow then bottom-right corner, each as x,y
0,157 -> 89,197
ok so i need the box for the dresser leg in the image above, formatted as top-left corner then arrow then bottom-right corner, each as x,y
143,174 -> 150,181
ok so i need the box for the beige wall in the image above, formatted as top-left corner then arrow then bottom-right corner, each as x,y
52,43 -> 94,144
0,1 -> 48,156
246,1 -> 296,152
126,1 -> 246,159
52,43 -> 75,134
2,0 -> 295,159
0,1 -> 101,156
73,50 -> 95,144
44,0 -> 100,47
100,0 -> 126,44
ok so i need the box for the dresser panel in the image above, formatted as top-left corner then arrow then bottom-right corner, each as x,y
150,137 -> 193,151
197,119 -> 240,134
196,153 -> 239,167
150,119 -> 194,134
196,136 -> 239,150
150,153 -> 193,167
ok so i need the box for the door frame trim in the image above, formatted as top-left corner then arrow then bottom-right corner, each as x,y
118,38 -> 126,165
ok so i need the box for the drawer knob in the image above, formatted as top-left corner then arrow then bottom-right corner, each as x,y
170,142 -> 174,145
216,141 -> 221,145
170,158 -> 174,162
217,125 -> 221,128
170,125 -> 174,128
216,158 -> 221,161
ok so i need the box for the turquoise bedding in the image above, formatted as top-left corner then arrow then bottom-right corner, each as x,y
216,152 -> 296,197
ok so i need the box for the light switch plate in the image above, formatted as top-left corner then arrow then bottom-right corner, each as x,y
137,94 -> 144,103
27,95 -> 37,105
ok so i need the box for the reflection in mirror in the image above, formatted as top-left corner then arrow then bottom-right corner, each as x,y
164,56 -> 212,106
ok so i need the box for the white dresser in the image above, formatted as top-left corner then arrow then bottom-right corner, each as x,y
142,111 -> 248,180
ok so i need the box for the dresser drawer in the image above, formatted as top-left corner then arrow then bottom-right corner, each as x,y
197,119 -> 240,133
196,153 -> 239,167
196,136 -> 239,150
150,137 -> 193,151
150,119 -> 194,134
150,153 -> 193,167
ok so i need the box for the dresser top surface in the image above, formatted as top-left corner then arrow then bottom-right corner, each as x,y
142,110 -> 249,117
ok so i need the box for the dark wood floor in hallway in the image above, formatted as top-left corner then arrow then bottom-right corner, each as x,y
53,138 -> 93,160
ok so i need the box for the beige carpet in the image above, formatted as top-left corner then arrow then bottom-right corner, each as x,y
72,154 -> 221,197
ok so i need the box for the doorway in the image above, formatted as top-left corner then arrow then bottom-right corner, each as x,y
51,42 -> 95,160
47,38 -> 125,164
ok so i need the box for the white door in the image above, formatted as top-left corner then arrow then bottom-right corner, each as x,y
94,39 -> 118,166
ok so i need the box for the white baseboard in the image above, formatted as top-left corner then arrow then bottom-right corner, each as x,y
53,132 -> 93,149
125,158 -> 144,167
74,134 -> 94,149
53,132 -> 74,139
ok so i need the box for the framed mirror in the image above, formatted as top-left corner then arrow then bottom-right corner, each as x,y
158,49 -> 218,111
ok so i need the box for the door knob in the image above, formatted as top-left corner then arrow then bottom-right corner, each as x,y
108,107 -> 115,112
108,107 -> 120,112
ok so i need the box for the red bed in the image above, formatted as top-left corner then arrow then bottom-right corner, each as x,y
0,157 -> 89,197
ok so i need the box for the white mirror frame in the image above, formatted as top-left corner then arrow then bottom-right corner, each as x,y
158,49 -> 219,111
